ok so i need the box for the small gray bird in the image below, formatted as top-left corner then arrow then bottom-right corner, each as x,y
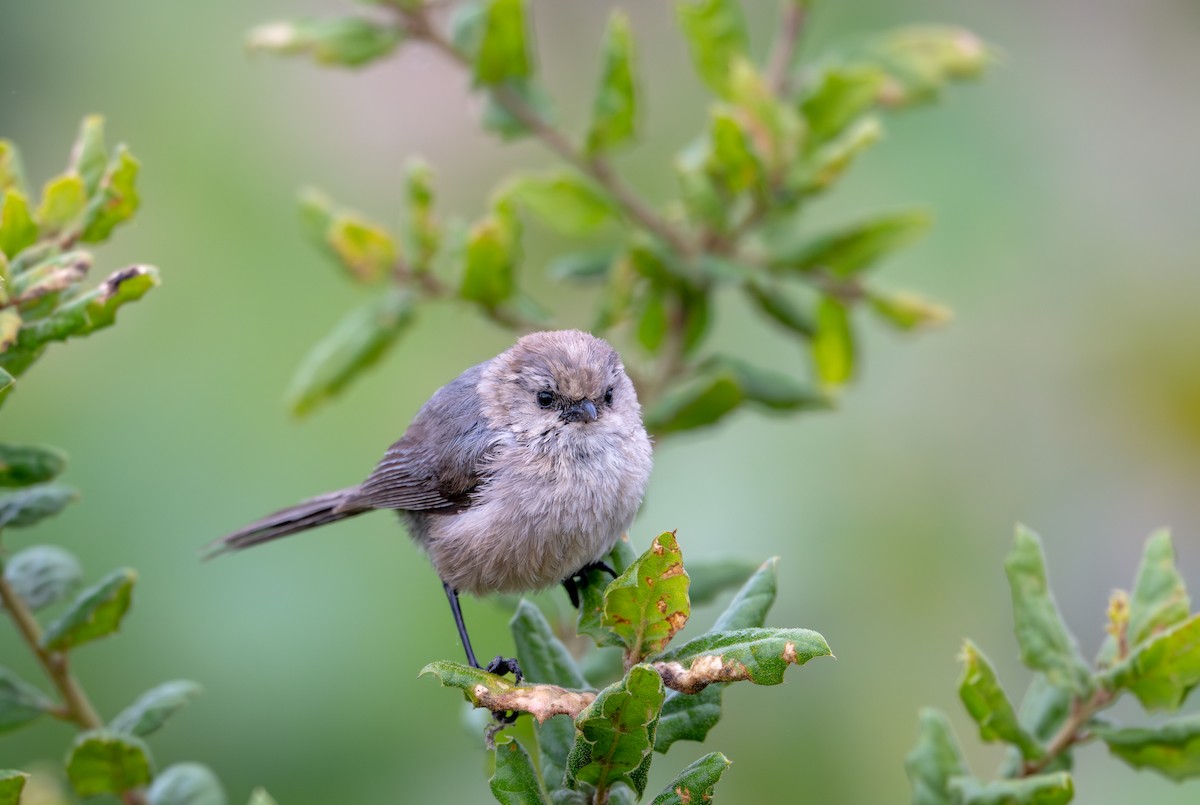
212,329 -> 653,679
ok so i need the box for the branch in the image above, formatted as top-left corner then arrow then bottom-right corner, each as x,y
1020,687 -> 1114,778
396,7 -> 698,259
0,568 -> 148,805
766,1 -> 807,96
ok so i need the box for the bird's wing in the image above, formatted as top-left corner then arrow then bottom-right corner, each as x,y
346,362 -> 499,512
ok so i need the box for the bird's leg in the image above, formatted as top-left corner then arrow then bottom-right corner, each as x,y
442,582 -> 523,724
562,560 -> 619,609
443,581 -> 479,669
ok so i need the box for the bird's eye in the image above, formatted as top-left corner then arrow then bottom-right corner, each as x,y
536,390 -> 555,408
604,387 -> 614,406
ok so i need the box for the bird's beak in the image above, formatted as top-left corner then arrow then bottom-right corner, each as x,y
563,399 -> 598,424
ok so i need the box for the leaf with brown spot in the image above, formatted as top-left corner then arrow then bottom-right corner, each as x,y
603,532 -> 691,667
649,752 -> 730,804
654,627 -> 831,693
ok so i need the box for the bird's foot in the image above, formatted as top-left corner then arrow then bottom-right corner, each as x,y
485,655 -> 524,724
486,655 -> 524,686
562,561 -> 619,609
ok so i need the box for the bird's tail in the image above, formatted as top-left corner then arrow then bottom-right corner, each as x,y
205,487 -> 367,558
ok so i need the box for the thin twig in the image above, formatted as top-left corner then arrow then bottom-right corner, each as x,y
766,1 -> 807,96
0,567 -> 148,805
1021,687 -> 1114,778
396,7 -> 698,259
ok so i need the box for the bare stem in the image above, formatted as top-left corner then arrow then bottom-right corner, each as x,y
766,1 -> 807,96
1021,687 -> 1114,778
0,568 -> 148,805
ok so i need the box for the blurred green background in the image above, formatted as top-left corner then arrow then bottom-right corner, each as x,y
4,0 -> 1200,802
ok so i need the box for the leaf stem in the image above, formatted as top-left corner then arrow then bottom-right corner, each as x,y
0,565 -> 148,805
1020,687 -> 1114,777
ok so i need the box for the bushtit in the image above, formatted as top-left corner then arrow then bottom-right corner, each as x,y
211,330 -> 653,678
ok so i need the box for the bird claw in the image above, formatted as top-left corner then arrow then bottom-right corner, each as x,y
486,655 -> 524,686
485,655 -> 524,724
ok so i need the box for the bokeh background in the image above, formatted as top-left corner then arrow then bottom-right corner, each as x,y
4,0 -> 1200,802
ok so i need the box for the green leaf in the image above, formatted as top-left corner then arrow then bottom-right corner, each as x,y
775,210 -> 932,276
949,773 -> 1074,805
675,0 -> 749,98
869,26 -> 991,108
702,355 -> 830,413
0,191 -> 37,259
811,297 -> 855,388
459,210 -> 519,307
705,110 -> 764,196
1107,613 -> 1200,711
247,788 -> 278,805
0,770 -> 28,805
247,18 -> 402,67
674,147 -> 727,233
636,288 -> 668,354
744,279 -> 815,338
0,443 -> 66,487
482,78 -> 556,141
644,372 -> 743,436
684,557 -> 761,607
1005,525 -> 1092,695
403,158 -> 440,270
1127,529 -> 1190,648
298,187 -> 334,250
0,141 -> 28,195
505,172 -> 618,237
958,641 -> 1043,761
9,250 -> 89,309
475,0 -> 532,85
650,752 -> 730,805
548,250 -> 615,283
286,288 -> 415,417
70,115 -> 108,196
587,11 -> 639,154
17,266 -> 160,348
512,600 -> 587,689
0,667 -> 54,733
1017,674 -> 1073,743
0,483 -> 77,528
804,116 -> 883,193
710,557 -> 777,632
80,146 -> 140,244
656,627 -> 831,692
0,367 -> 13,407
565,665 -> 664,797
66,730 -> 154,798
491,737 -> 551,805
905,708 -> 967,805
3,544 -> 83,612
801,66 -> 888,145
327,213 -> 397,283
602,532 -> 690,665
1096,715 -> 1200,782
36,174 -> 87,235
147,763 -> 227,805
653,686 -> 723,754
110,680 -> 203,738
512,600 -> 581,795
868,289 -> 953,332
41,568 -> 137,652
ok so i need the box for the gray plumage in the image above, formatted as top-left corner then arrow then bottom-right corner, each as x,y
213,330 -> 653,598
